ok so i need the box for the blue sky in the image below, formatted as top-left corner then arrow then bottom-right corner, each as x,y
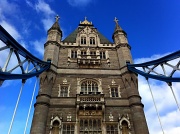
0,0 -> 180,134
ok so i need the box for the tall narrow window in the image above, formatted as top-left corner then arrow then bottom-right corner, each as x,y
90,51 -> 96,55
90,37 -> 95,45
63,124 -> 75,134
100,51 -> 106,59
122,121 -> 128,134
106,124 -> 118,134
81,51 -> 87,55
71,50 -> 77,58
60,86 -> 68,97
111,87 -> 118,97
80,119 -> 101,133
81,80 -> 98,94
81,36 -> 86,45
52,120 -> 60,134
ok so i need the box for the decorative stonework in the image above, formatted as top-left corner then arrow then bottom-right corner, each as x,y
111,79 -> 116,85
49,115 -> 62,130
30,16 -> 149,134
58,79 -> 70,97
108,79 -> 121,97
63,78 -> 67,84
77,78 -> 102,94
109,112 -> 114,121
67,112 -> 72,121
118,114 -> 131,134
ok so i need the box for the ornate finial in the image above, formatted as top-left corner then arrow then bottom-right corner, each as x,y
55,15 -> 60,22
114,17 -> 119,24
114,17 -> 123,32
80,17 -> 92,25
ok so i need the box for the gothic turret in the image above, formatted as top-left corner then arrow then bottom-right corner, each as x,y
30,16 -> 61,134
113,17 -> 133,68
47,15 -> 62,42
112,17 -> 128,44
44,15 -> 61,68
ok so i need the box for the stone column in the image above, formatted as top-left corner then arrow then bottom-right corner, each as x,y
30,72 -> 55,134
123,73 -> 149,134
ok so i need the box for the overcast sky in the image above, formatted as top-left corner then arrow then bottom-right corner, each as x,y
0,0 -> 180,134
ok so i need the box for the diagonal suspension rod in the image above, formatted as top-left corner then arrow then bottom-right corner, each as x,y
168,83 -> 180,111
2,48 -> 13,72
146,79 -> 165,134
8,80 -> 26,134
24,77 -> 38,134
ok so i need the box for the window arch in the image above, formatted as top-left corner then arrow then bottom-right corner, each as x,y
106,124 -> 118,134
122,120 -> 128,134
52,120 -> 60,134
81,80 -> 98,94
81,36 -> 86,45
90,37 -> 95,45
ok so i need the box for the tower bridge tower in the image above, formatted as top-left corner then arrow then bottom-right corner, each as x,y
30,16 -> 149,134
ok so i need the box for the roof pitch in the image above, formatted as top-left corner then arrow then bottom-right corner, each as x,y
62,28 -> 112,44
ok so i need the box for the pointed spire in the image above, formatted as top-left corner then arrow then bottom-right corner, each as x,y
114,17 -> 123,32
112,17 -> 127,43
48,15 -> 62,33
55,15 -> 60,22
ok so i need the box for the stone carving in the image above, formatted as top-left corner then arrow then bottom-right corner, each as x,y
119,114 -> 131,134
109,112 -> 114,121
49,115 -> 62,134
67,112 -> 72,121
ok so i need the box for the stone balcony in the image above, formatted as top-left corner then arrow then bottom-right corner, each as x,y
76,93 -> 104,105
76,93 -> 105,111
77,55 -> 101,65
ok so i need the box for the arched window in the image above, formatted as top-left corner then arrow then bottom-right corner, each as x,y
106,124 -> 118,134
81,80 -> 98,94
100,51 -> 106,59
80,118 -> 101,133
63,124 -> 75,134
71,50 -> 77,58
122,120 -> 128,134
90,37 -> 95,45
52,120 -> 60,134
81,36 -> 86,45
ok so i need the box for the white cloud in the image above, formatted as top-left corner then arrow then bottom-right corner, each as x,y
67,0 -> 94,7
0,0 -> 18,20
135,53 -> 180,134
0,21 -> 21,40
26,0 -> 56,31
42,18 -> 54,32
25,0 -> 34,8
35,0 -> 55,16
34,0 -> 56,31
31,38 -> 46,56
134,52 -> 170,64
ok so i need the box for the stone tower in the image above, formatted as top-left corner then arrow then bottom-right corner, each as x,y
30,16 -> 149,134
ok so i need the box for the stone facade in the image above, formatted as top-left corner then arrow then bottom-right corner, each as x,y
30,17 -> 149,134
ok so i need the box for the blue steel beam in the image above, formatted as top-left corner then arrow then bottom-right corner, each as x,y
127,50 -> 180,82
0,25 -> 50,80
